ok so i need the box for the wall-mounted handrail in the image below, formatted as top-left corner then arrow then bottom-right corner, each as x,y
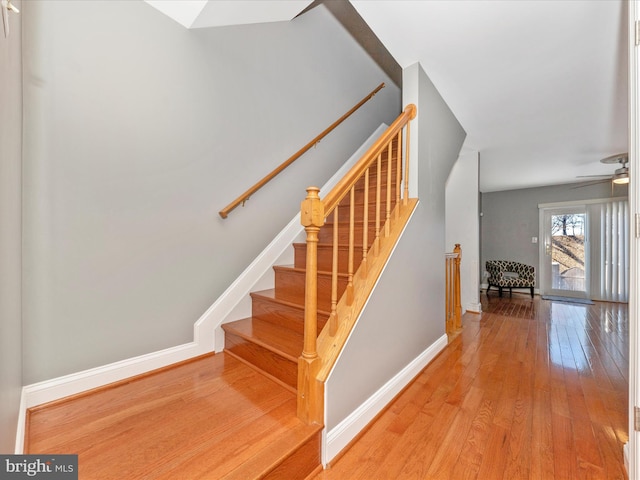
219,82 -> 386,219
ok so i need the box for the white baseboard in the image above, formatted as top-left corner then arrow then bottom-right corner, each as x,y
15,341 -> 210,453
323,334 -> 448,465
466,302 -> 482,313
14,391 -> 27,454
624,442 -> 629,476
22,342 -> 210,409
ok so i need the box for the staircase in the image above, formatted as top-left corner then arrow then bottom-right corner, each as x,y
223,138 -> 398,385
221,137 -> 399,476
24,106 -> 416,480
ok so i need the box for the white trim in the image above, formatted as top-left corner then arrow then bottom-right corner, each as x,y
628,1 -> 639,477
538,205 -> 590,300
466,302 -> 482,313
196,210 -> 304,353
15,124 -> 389,452
323,334 -> 448,465
21,342 -> 209,411
625,442 -> 630,475
14,391 -> 27,454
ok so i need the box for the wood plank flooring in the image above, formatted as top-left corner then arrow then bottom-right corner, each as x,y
313,295 -> 629,480
26,353 -> 321,479
26,295 -> 628,479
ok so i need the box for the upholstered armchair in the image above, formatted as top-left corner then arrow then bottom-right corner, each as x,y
486,260 -> 535,298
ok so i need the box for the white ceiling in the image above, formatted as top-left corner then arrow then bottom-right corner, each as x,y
146,0 -> 629,193
352,0 -> 629,192
145,0 -> 313,28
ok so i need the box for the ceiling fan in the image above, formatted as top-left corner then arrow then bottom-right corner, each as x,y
575,153 -> 629,187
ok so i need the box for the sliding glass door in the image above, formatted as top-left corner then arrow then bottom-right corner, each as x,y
540,206 -> 589,298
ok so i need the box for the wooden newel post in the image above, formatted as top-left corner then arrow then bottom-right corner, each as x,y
298,187 -> 324,424
454,244 -> 462,330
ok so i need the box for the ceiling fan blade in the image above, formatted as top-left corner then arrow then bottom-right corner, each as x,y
576,174 -> 612,178
601,153 -> 628,165
1,1 -> 8,38
571,179 -> 611,189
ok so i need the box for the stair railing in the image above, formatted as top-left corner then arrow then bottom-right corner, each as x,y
445,244 -> 462,335
298,104 -> 417,424
219,82 -> 386,219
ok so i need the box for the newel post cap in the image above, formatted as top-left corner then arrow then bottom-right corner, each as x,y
300,187 -> 325,228
405,104 -> 417,120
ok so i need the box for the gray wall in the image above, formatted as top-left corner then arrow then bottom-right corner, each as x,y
446,145 -> 480,312
21,0 -> 401,384
326,62 -> 466,430
0,0 -> 23,452
480,182 -> 628,288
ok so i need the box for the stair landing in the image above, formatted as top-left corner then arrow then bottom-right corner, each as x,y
25,353 -> 322,480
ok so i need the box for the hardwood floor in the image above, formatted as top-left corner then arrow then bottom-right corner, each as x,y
313,295 -> 629,480
26,353 -> 321,479
26,295 -> 629,479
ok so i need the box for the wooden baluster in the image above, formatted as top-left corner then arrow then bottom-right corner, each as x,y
361,168 -> 369,276
403,121 -> 410,205
329,207 -> 339,336
385,142 -> 392,237
395,132 -> 401,219
445,255 -> 451,334
375,154 -> 382,255
444,246 -> 462,336
347,186 -> 355,305
454,244 -> 462,330
298,187 -> 324,424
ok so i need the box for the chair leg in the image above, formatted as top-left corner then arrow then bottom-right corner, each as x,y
530,287 -> 534,298
487,285 -> 491,295
498,286 -> 503,297
509,287 -> 512,297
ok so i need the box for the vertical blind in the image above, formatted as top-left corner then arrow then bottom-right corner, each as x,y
598,199 -> 629,302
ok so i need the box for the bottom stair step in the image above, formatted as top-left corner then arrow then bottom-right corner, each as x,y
223,318 -> 302,391
25,353 -> 322,480
221,417 -> 322,480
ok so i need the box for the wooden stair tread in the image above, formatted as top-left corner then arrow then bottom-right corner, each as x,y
324,218 -> 392,226
273,264 -> 349,278
293,242 -> 355,249
223,318 -> 303,361
220,421 -> 322,480
251,289 -> 330,317
154,401 -> 305,479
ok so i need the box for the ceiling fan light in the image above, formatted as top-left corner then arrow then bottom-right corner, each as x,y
613,167 -> 629,184
613,174 -> 629,185
601,154 -> 629,185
